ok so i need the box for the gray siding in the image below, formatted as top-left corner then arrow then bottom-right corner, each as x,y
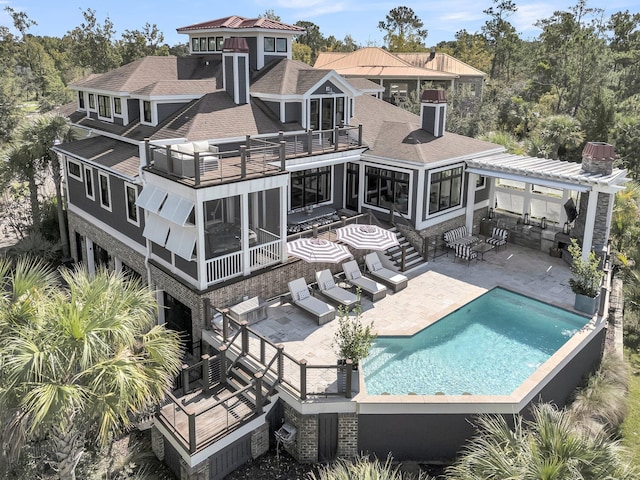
246,37 -> 258,71
358,328 -> 605,461
312,81 -> 343,96
127,99 -> 140,122
224,56 -> 234,100
264,101 -> 279,117
175,255 -> 198,280
66,167 -> 145,247
333,164 -> 346,209
238,57 -> 247,104
284,102 -> 301,123
157,103 -> 187,124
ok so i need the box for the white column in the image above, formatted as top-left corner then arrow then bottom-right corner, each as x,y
241,192 -> 251,275
280,185 -> 288,262
415,169 -> 425,228
581,189 -> 599,261
465,173 -> 477,234
156,290 -> 165,325
196,196 -> 208,291
114,257 -> 122,274
86,238 -> 95,276
604,191 -> 615,248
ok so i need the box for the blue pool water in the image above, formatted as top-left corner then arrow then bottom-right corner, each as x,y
362,288 -> 590,396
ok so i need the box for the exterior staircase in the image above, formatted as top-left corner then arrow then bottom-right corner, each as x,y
385,226 -> 427,271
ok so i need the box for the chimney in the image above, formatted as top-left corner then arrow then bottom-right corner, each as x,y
420,89 -> 447,138
429,47 -> 436,60
581,142 -> 615,176
222,37 -> 250,105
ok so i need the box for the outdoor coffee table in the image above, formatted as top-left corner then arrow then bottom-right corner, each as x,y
472,241 -> 495,261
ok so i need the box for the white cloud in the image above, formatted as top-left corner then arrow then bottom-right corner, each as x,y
513,3 -> 556,36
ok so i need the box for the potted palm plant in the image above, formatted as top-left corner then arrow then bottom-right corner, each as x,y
333,301 -> 376,393
567,239 -> 605,315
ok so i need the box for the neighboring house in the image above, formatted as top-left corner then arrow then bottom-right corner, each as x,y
53,14 -> 626,480
314,47 -> 485,103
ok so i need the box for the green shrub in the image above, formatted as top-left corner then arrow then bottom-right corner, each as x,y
308,456 -> 430,480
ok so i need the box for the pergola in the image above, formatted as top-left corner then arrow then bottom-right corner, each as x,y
464,150 -> 629,261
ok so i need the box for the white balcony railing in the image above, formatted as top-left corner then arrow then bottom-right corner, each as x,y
205,251 -> 243,284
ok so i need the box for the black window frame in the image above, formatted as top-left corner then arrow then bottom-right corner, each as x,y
67,158 -> 82,181
364,166 -> 410,214
125,183 -> 139,225
78,91 -> 85,109
114,97 -> 122,115
216,36 -> 224,51
264,37 -> 275,52
97,95 -> 111,118
207,36 -> 216,51
276,37 -> 287,52
84,166 -> 94,199
98,171 -> 111,210
88,93 -> 95,109
290,166 -> 332,210
192,37 -> 199,52
428,166 -> 464,215
199,37 -> 207,52
142,100 -> 152,123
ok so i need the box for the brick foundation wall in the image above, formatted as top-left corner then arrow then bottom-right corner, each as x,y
151,426 -> 165,461
282,403 -> 318,463
68,211 -> 147,280
251,422 -> 270,459
337,413 -> 358,458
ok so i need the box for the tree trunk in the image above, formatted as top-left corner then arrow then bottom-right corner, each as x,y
50,423 -> 84,480
28,174 -> 40,232
51,156 -> 69,257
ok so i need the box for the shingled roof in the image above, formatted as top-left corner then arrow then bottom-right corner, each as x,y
56,136 -> 140,178
251,59 -> 332,95
70,56 -> 219,93
352,94 -> 502,164
177,16 -> 304,33
150,92 -> 300,141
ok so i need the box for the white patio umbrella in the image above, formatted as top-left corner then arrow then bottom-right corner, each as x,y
286,238 -> 352,264
336,224 -> 399,251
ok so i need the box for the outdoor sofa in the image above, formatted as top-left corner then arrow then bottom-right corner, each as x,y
443,226 -> 478,249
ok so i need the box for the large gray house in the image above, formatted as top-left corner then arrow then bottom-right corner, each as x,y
53,14 -> 627,480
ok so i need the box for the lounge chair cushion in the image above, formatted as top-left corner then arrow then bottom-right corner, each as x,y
348,269 -> 361,280
323,278 -> 336,290
298,289 -> 310,300
370,261 -> 382,271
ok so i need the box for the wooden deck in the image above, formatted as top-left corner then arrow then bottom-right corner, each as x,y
157,384 -> 256,453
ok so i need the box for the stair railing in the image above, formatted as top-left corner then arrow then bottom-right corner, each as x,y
389,203 -> 428,268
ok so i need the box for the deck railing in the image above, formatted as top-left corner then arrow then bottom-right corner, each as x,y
205,250 -> 243,284
145,125 -> 363,187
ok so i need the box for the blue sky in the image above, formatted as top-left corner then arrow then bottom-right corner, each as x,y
1,0 -> 637,47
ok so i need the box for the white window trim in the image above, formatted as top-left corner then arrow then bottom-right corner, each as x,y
67,157 -> 83,181
84,165 -> 94,200
97,94 -> 113,121
140,100 -> 155,126
124,182 -> 140,226
113,97 -> 123,117
98,171 -> 112,212
475,175 -> 486,191
425,163 -> 465,219
87,93 -> 97,112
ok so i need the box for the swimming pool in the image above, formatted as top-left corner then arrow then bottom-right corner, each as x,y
362,287 -> 591,396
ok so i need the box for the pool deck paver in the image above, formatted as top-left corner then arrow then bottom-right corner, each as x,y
251,243 -> 576,389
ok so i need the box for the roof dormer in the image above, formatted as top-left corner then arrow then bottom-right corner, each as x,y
177,16 -> 304,70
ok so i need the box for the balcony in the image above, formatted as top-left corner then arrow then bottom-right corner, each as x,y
145,125 -> 364,187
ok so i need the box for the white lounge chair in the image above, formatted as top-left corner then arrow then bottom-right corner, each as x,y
342,260 -> 387,301
288,278 -> 335,325
364,253 -> 408,292
315,269 -> 359,309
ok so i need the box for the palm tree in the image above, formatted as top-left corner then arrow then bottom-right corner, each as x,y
447,403 -> 638,480
0,258 -> 183,480
1,114 -> 78,254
